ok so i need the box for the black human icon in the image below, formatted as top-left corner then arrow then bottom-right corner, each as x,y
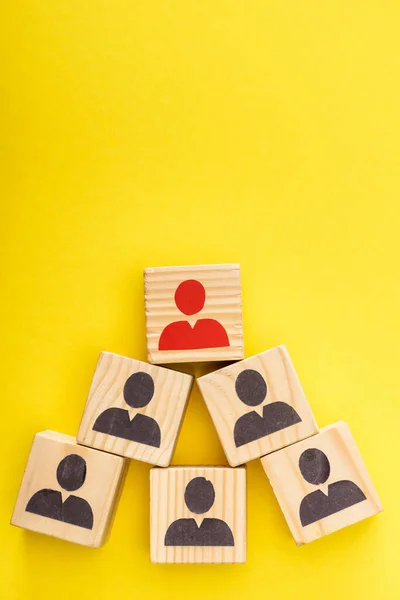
92,371 -> 161,448
25,454 -> 94,529
233,369 -> 302,447
298,448 -> 367,526
164,477 -> 234,546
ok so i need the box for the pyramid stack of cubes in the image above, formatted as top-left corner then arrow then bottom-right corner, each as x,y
12,264 -> 382,562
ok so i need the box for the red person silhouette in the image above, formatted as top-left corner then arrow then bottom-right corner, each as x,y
158,279 -> 230,351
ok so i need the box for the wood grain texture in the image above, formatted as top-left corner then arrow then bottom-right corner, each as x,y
150,466 -> 246,563
11,431 -> 127,547
261,421 -> 383,545
197,345 -> 318,466
77,352 -> 193,467
144,264 -> 244,364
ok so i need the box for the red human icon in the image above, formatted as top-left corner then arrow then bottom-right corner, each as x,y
158,279 -> 230,351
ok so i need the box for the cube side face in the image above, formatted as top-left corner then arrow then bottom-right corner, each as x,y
150,466 -> 246,563
77,352 -> 193,467
11,431 -> 126,547
144,264 -> 244,364
198,345 -> 318,466
261,422 -> 382,545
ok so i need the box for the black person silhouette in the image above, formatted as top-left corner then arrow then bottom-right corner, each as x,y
25,454 -> 94,529
92,371 -> 161,448
299,448 -> 367,526
233,369 -> 302,447
164,477 -> 234,546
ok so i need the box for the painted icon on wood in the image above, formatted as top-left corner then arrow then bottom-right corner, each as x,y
25,454 -> 94,529
164,477 -> 234,546
299,448 -> 367,526
158,279 -> 230,351
233,369 -> 302,447
92,371 -> 161,448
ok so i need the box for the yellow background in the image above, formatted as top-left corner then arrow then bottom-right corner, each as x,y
1,1 -> 399,598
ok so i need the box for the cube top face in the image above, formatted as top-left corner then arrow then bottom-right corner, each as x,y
77,352 -> 193,467
197,345 -> 318,466
144,264 -> 244,364
150,466 -> 246,563
11,431 -> 126,547
261,422 -> 383,545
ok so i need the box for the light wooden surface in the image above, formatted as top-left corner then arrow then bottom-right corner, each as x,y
150,466 -> 246,563
197,345 -> 318,466
11,431 -> 127,547
77,352 -> 193,467
144,264 -> 244,364
261,421 -> 382,545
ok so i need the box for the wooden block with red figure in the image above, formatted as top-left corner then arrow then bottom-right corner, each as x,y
144,264 -> 244,364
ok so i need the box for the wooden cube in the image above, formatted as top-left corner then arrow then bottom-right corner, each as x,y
11,431 -> 127,547
77,352 -> 193,467
150,466 -> 246,563
144,264 -> 244,364
197,345 -> 318,466
261,421 -> 382,545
